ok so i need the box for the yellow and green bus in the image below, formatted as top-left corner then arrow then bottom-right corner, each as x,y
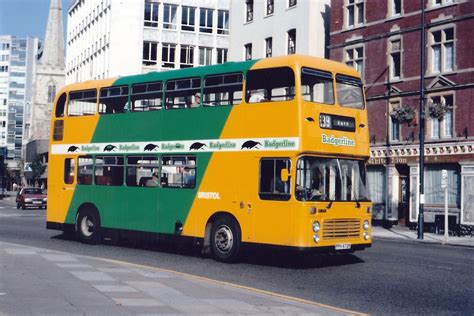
47,55 -> 372,262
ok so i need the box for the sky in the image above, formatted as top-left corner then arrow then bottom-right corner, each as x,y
0,0 -> 70,40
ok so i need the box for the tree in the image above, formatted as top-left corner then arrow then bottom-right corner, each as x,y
30,154 -> 46,184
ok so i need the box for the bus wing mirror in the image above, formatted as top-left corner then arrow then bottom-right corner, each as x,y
280,169 -> 290,182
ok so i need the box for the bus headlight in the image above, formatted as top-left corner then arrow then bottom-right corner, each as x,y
312,221 -> 320,233
364,231 -> 370,240
313,234 -> 320,243
363,220 -> 370,231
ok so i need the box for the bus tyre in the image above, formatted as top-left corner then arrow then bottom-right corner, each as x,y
210,216 -> 241,262
76,209 -> 101,245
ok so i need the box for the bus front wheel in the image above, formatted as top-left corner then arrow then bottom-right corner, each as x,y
210,216 -> 241,262
76,208 -> 101,245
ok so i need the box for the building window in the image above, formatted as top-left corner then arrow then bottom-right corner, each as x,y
143,41 -> 158,66
345,46 -> 364,75
389,39 -> 401,79
289,0 -> 297,8
246,0 -> 254,22
265,37 -> 272,57
266,0 -> 274,15
347,0 -> 364,27
180,45 -> 194,68
181,6 -> 196,31
390,101 -> 401,142
47,85 -> 56,103
287,29 -> 296,55
217,10 -> 229,35
432,0 -> 453,7
216,48 -> 228,64
144,1 -> 158,27
367,166 -> 386,204
430,95 -> 453,139
431,28 -> 454,73
163,4 -> 177,29
390,0 -> 402,16
199,47 -> 212,66
425,165 -> 460,206
162,43 -> 176,68
244,43 -> 252,60
200,8 -> 213,33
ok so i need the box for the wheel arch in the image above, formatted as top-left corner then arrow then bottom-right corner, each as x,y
75,202 -> 100,224
202,211 -> 241,255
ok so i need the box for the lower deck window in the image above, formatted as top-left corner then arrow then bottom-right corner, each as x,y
126,156 -> 159,187
161,155 -> 196,188
259,158 -> 291,201
77,156 -> 93,185
95,156 -> 124,186
64,158 -> 75,184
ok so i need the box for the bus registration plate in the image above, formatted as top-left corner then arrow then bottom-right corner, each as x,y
335,243 -> 351,250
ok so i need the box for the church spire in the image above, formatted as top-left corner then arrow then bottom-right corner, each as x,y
41,0 -> 65,68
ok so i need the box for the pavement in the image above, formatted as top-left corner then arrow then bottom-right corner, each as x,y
371,224 -> 474,247
0,241 -> 354,315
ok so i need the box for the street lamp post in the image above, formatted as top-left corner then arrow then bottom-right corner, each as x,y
418,0 -> 426,239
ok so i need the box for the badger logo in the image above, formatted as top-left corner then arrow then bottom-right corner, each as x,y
241,140 -> 261,149
103,144 -> 117,152
189,142 -> 206,150
144,143 -> 159,151
67,145 -> 79,153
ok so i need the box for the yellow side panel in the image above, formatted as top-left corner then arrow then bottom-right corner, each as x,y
47,79 -> 116,224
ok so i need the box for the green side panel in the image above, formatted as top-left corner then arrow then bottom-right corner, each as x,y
64,60 -> 259,234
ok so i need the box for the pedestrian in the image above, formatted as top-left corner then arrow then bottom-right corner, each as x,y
12,182 -> 17,191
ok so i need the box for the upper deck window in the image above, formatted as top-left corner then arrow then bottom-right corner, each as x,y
131,82 -> 163,111
165,77 -> 201,109
99,86 -> 129,114
203,73 -> 243,106
336,74 -> 364,109
68,89 -> 97,116
301,68 -> 334,105
55,93 -> 67,117
246,67 -> 295,103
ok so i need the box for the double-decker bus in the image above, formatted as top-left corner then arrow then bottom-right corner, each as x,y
47,55 -> 371,262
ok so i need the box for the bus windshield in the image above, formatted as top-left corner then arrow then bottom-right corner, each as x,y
296,156 -> 368,202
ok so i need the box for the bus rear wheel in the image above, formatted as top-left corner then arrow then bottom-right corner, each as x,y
210,216 -> 241,262
76,208 -> 101,245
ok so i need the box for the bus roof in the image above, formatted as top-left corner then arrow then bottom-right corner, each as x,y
60,55 -> 361,94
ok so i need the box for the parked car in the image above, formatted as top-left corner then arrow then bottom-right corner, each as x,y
16,187 -> 47,210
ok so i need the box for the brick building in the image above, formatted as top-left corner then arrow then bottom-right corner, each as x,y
329,0 -> 474,229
